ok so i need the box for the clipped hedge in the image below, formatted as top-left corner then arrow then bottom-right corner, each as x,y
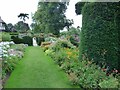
22,36 -> 33,46
11,36 -> 23,44
78,2 -> 120,71
11,35 -> 33,46
2,32 -> 11,42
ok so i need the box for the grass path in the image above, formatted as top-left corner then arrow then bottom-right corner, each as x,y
5,47 -> 77,88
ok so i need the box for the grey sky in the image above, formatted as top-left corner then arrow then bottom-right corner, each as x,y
0,0 -> 82,28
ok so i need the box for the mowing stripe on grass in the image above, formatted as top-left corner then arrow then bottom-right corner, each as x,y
5,47 -> 77,88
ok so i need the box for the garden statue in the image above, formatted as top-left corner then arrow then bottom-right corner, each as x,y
33,37 -> 37,46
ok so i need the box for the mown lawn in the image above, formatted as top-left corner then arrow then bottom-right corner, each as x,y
4,47 -> 78,88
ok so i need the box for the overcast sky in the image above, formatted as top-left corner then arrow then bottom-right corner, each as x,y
0,0 -> 82,28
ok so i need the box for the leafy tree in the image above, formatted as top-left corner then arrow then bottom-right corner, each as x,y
7,23 -> 14,30
30,23 -> 42,33
18,13 -> 29,22
64,19 -> 74,31
14,21 -> 30,33
32,1 -> 72,36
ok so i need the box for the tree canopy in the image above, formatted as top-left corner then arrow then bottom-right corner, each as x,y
32,1 -> 72,36
18,13 -> 29,22
14,21 -> 30,33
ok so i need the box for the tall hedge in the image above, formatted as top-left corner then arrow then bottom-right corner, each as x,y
76,2 -> 120,70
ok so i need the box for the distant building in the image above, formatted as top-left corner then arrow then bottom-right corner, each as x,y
0,16 -> 6,32
0,17 -> 17,32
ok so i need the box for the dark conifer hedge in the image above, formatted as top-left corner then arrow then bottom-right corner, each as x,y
75,2 -> 120,70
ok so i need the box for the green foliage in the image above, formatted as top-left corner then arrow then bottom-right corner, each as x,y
79,2 -> 120,70
75,60 -> 108,88
10,44 -> 26,52
11,35 -> 33,46
45,37 -> 57,42
99,77 -> 119,88
7,23 -> 14,31
36,36 -> 45,46
32,2 -> 71,36
45,49 -> 53,55
22,36 -> 33,46
75,2 -> 85,15
2,56 -> 19,74
44,40 -> 119,88
2,44 -> 26,80
11,36 -> 23,44
60,27 -> 80,47
51,49 -> 67,66
2,32 -> 11,41
14,21 -> 30,33
50,39 -> 75,52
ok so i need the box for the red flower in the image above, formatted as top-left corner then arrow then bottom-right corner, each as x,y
112,69 -> 118,73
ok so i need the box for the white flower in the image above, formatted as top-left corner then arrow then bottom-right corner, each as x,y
10,54 -> 15,56
3,54 -> 8,57
3,50 -> 8,53
9,41 -> 14,44
6,45 -> 10,48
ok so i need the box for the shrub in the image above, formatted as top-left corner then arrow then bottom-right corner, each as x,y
22,36 -> 33,46
49,49 -> 67,66
70,35 -> 79,47
2,44 -> 26,80
45,37 -> 57,43
10,44 -> 26,52
75,60 -> 106,88
99,76 -> 119,88
2,56 -> 19,74
45,49 -> 53,55
11,35 -> 33,46
11,36 -> 23,44
47,44 -> 119,88
50,39 -> 75,52
2,33 -> 11,41
68,60 -> 119,89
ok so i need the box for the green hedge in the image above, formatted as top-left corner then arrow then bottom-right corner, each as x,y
11,35 -> 33,46
78,2 -> 120,71
22,36 -> 33,46
11,36 -> 23,44
36,36 -> 45,46
1,32 -> 11,41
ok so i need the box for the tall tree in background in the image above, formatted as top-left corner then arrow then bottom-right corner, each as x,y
18,13 -> 29,22
75,2 -> 120,71
32,1 -> 72,36
14,21 -> 30,33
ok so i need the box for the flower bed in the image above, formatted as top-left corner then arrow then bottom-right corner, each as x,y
0,41 -> 27,88
42,39 -> 120,88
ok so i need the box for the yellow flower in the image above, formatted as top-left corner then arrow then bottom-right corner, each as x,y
67,52 -> 72,55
